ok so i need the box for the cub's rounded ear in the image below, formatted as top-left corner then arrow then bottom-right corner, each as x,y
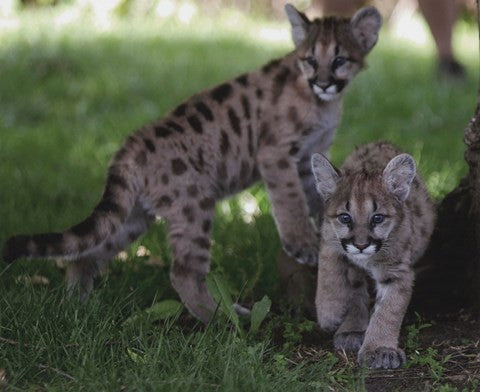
351,6 -> 382,54
311,153 -> 340,201
383,154 -> 416,202
285,3 -> 310,48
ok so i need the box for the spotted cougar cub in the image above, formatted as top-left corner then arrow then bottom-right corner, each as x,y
3,5 -> 381,323
311,142 -> 435,369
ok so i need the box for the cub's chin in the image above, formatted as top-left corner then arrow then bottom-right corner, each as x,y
344,250 -> 377,267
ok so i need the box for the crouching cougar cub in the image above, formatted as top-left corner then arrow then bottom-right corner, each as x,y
311,142 -> 435,369
3,5 -> 381,323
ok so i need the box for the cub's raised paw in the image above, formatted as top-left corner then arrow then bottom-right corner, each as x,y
334,331 -> 365,353
358,346 -> 406,369
282,241 -> 318,266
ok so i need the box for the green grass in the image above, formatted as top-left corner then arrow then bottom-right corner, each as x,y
0,6 -> 479,390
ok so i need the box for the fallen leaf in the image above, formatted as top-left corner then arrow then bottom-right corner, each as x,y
15,275 -> 49,285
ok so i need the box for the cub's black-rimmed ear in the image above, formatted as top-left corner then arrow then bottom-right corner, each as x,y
383,154 -> 416,202
351,6 -> 382,54
311,153 -> 340,201
285,3 -> 310,47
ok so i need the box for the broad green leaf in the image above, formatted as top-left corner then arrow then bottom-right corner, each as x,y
206,272 -> 241,333
250,295 -> 271,334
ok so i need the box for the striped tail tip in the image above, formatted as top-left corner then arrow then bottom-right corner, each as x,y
2,235 -> 31,263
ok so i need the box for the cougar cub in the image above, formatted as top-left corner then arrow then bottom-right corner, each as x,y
311,141 -> 435,369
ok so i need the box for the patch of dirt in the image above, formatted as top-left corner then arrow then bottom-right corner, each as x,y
294,313 -> 480,391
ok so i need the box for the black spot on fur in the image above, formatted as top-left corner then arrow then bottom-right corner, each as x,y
107,173 -> 128,191
71,215 -> 96,236
172,158 -> 188,175
239,160 -> 250,181
188,157 -> 201,173
194,255 -> 209,263
258,122 -> 276,146
210,83 -> 233,103
216,162 -> 227,179
157,195 -> 172,208
96,199 -> 123,215
173,103 -> 187,117
135,151 -> 147,166
187,115 -> 203,134
199,197 -> 215,210
193,237 -> 210,250
289,143 -> 299,156
287,106 -> 299,123
262,58 -> 281,74
227,107 -> 241,136
161,174 -> 169,185
266,181 -> 277,190
197,148 -> 204,170
194,102 -> 214,121
166,121 -> 185,134
143,138 -> 156,153
241,95 -> 251,119
202,219 -> 211,233
220,130 -> 230,155
272,67 -> 291,104
182,205 -> 195,223
256,88 -> 264,99
247,125 -> 254,156
351,280 -> 364,289
277,159 -> 290,169
235,74 -> 249,86
298,168 -> 311,178
155,125 -> 172,138
115,147 -> 128,160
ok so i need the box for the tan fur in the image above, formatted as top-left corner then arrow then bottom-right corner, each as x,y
3,5 -> 381,323
312,141 -> 436,369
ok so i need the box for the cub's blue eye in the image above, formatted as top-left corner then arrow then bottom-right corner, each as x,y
338,213 -> 352,225
371,214 -> 385,225
332,56 -> 347,69
305,56 -> 317,68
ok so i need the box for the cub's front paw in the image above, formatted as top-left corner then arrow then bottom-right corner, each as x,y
282,240 -> 318,266
334,331 -> 365,353
358,346 -> 406,369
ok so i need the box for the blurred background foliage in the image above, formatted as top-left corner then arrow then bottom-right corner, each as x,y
1,0 -> 478,20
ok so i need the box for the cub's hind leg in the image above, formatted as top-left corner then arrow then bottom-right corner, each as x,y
166,200 -> 217,323
66,200 -> 154,301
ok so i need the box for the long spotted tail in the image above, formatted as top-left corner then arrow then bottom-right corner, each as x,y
3,165 -> 139,263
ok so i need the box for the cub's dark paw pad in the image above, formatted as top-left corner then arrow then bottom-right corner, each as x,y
282,242 -> 318,266
334,331 -> 365,353
358,347 -> 406,369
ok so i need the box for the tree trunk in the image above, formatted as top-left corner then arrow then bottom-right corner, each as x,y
278,1 -> 480,317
